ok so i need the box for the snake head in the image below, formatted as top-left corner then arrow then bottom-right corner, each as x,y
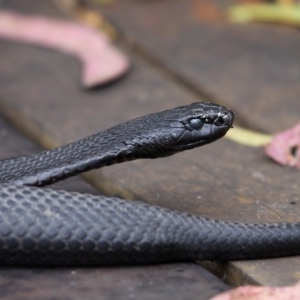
112,102 -> 234,161
157,102 -> 234,154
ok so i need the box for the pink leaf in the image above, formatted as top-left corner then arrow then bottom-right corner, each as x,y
0,10 -> 130,88
265,123 -> 300,169
210,281 -> 300,300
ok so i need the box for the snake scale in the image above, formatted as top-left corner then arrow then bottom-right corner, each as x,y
0,102 -> 299,266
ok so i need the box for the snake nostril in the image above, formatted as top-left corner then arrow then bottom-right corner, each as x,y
214,116 -> 225,126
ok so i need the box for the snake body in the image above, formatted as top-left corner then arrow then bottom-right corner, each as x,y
0,102 -> 299,266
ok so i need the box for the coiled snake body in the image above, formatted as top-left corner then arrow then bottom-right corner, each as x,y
0,102 -> 299,266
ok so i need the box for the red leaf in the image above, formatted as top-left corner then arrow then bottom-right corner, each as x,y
0,10 -> 130,88
265,123 -> 300,169
210,280 -> 300,300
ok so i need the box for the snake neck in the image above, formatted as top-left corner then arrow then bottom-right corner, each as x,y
0,135 -> 122,186
0,116 -> 166,187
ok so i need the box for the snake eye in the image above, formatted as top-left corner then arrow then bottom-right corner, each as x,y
189,118 -> 203,130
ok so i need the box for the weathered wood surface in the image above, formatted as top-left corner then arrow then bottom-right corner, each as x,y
0,264 -> 229,300
0,120 -> 229,299
95,0 -> 300,133
0,263 -> 228,300
1,0 -> 300,289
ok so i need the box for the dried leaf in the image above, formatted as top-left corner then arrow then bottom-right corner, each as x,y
225,126 -> 272,147
228,4 -> 300,26
0,10 -> 130,88
210,281 -> 300,300
265,123 -> 300,169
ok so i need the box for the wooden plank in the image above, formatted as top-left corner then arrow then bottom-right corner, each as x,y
0,264 -> 229,300
94,0 -> 300,133
1,0 -> 300,288
0,120 -> 229,299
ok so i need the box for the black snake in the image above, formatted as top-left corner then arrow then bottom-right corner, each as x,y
0,102 -> 299,266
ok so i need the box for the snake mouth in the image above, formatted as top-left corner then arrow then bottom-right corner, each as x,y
171,135 -> 224,152
176,138 -> 221,151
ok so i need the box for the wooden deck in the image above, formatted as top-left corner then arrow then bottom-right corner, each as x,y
0,0 -> 300,298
